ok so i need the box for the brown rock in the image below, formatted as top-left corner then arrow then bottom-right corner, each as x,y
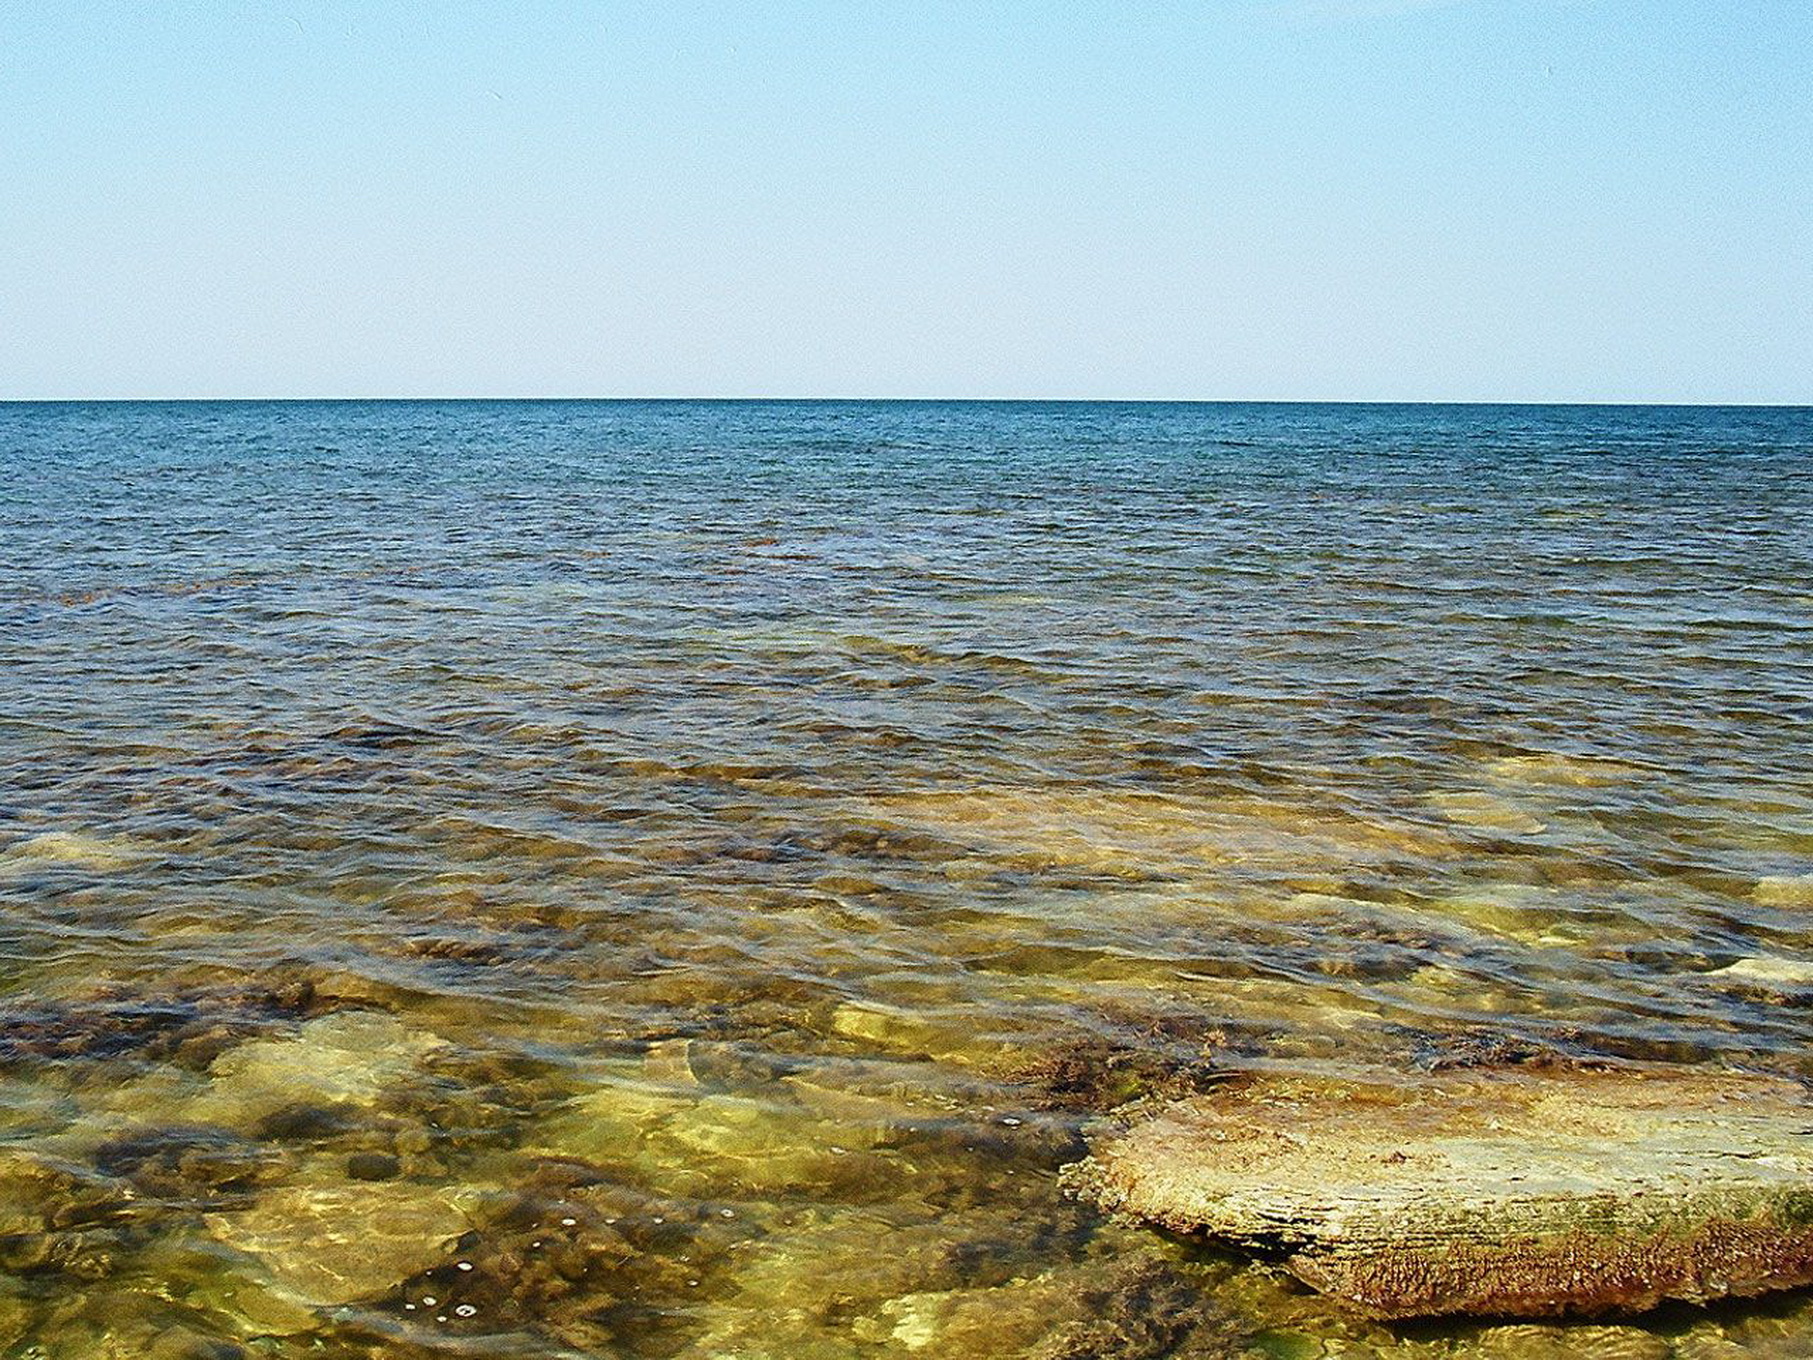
1071,1066 -> 1813,1319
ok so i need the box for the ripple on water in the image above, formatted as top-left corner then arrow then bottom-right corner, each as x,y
1,401 -> 1811,1357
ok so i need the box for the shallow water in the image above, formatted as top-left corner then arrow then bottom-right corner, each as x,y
1,400 -> 1810,1358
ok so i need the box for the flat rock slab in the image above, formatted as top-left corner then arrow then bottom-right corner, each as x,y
1074,1067 -> 1813,1319
207,1182 -> 481,1307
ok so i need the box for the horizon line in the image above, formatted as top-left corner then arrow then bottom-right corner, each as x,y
3,396 -> 1809,409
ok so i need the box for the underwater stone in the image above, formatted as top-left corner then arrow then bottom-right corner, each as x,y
1755,875 -> 1813,909
642,1037 -> 701,1086
346,1151 -> 401,1181
1427,791 -> 1547,836
526,1073 -> 692,1162
663,1092 -> 883,1161
859,1277 -> 1077,1352
829,1001 -> 983,1063
205,1182 -> 479,1307
188,1010 -> 446,1129
1706,956 -> 1813,992
844,1254 -> 1235,1359
0,1298 -> 27,1355
1072,1067 -> 1813,1319
136,1232 -> 323,1337
0,1149 -> 131,1255
0,830 -> 145,873
145,1325 -> 248,1360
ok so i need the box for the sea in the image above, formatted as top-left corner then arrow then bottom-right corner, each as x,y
1,400 -> 1810,1358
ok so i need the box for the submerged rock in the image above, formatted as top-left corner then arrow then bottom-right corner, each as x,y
92,1124 -> 289,1208
0,1149 -> 136,1283
188,1010 -> 446,1130
0,829 -> 145,873
852,1260 -> 1213,1358
205,1182 -> 480,1307
1755,874 -> 1813,909
1005,1033 -> 1226,1113
1428,791 -> 1548,836
0,978 -> 323,1070
1072,1067 -> 1813,1320
1706,955 -> 1813,993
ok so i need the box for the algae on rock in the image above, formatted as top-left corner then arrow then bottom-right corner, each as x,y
1073,1067 -> 1813,1320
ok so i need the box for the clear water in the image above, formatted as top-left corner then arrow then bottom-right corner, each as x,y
1,400 -> 1811,1358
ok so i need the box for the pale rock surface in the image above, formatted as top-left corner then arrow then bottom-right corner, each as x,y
1074,1067 -> 1813,1319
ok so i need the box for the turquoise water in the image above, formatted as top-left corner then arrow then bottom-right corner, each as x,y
1,400 -> 1811,1357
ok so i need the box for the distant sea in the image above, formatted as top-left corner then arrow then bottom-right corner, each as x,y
2,400 -> 1811,1357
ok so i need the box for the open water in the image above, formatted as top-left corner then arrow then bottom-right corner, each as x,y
1,400 -> 1811,1358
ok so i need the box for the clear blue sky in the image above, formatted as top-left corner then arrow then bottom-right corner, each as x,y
2,2 -> 1808,401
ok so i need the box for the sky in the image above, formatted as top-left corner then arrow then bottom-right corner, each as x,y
1,1 -> 1808,402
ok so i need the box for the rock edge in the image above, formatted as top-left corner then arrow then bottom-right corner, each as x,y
1071,1066 -> 1813,1319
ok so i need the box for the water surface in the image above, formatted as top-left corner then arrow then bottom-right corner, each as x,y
2,400 -> 1811,1358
